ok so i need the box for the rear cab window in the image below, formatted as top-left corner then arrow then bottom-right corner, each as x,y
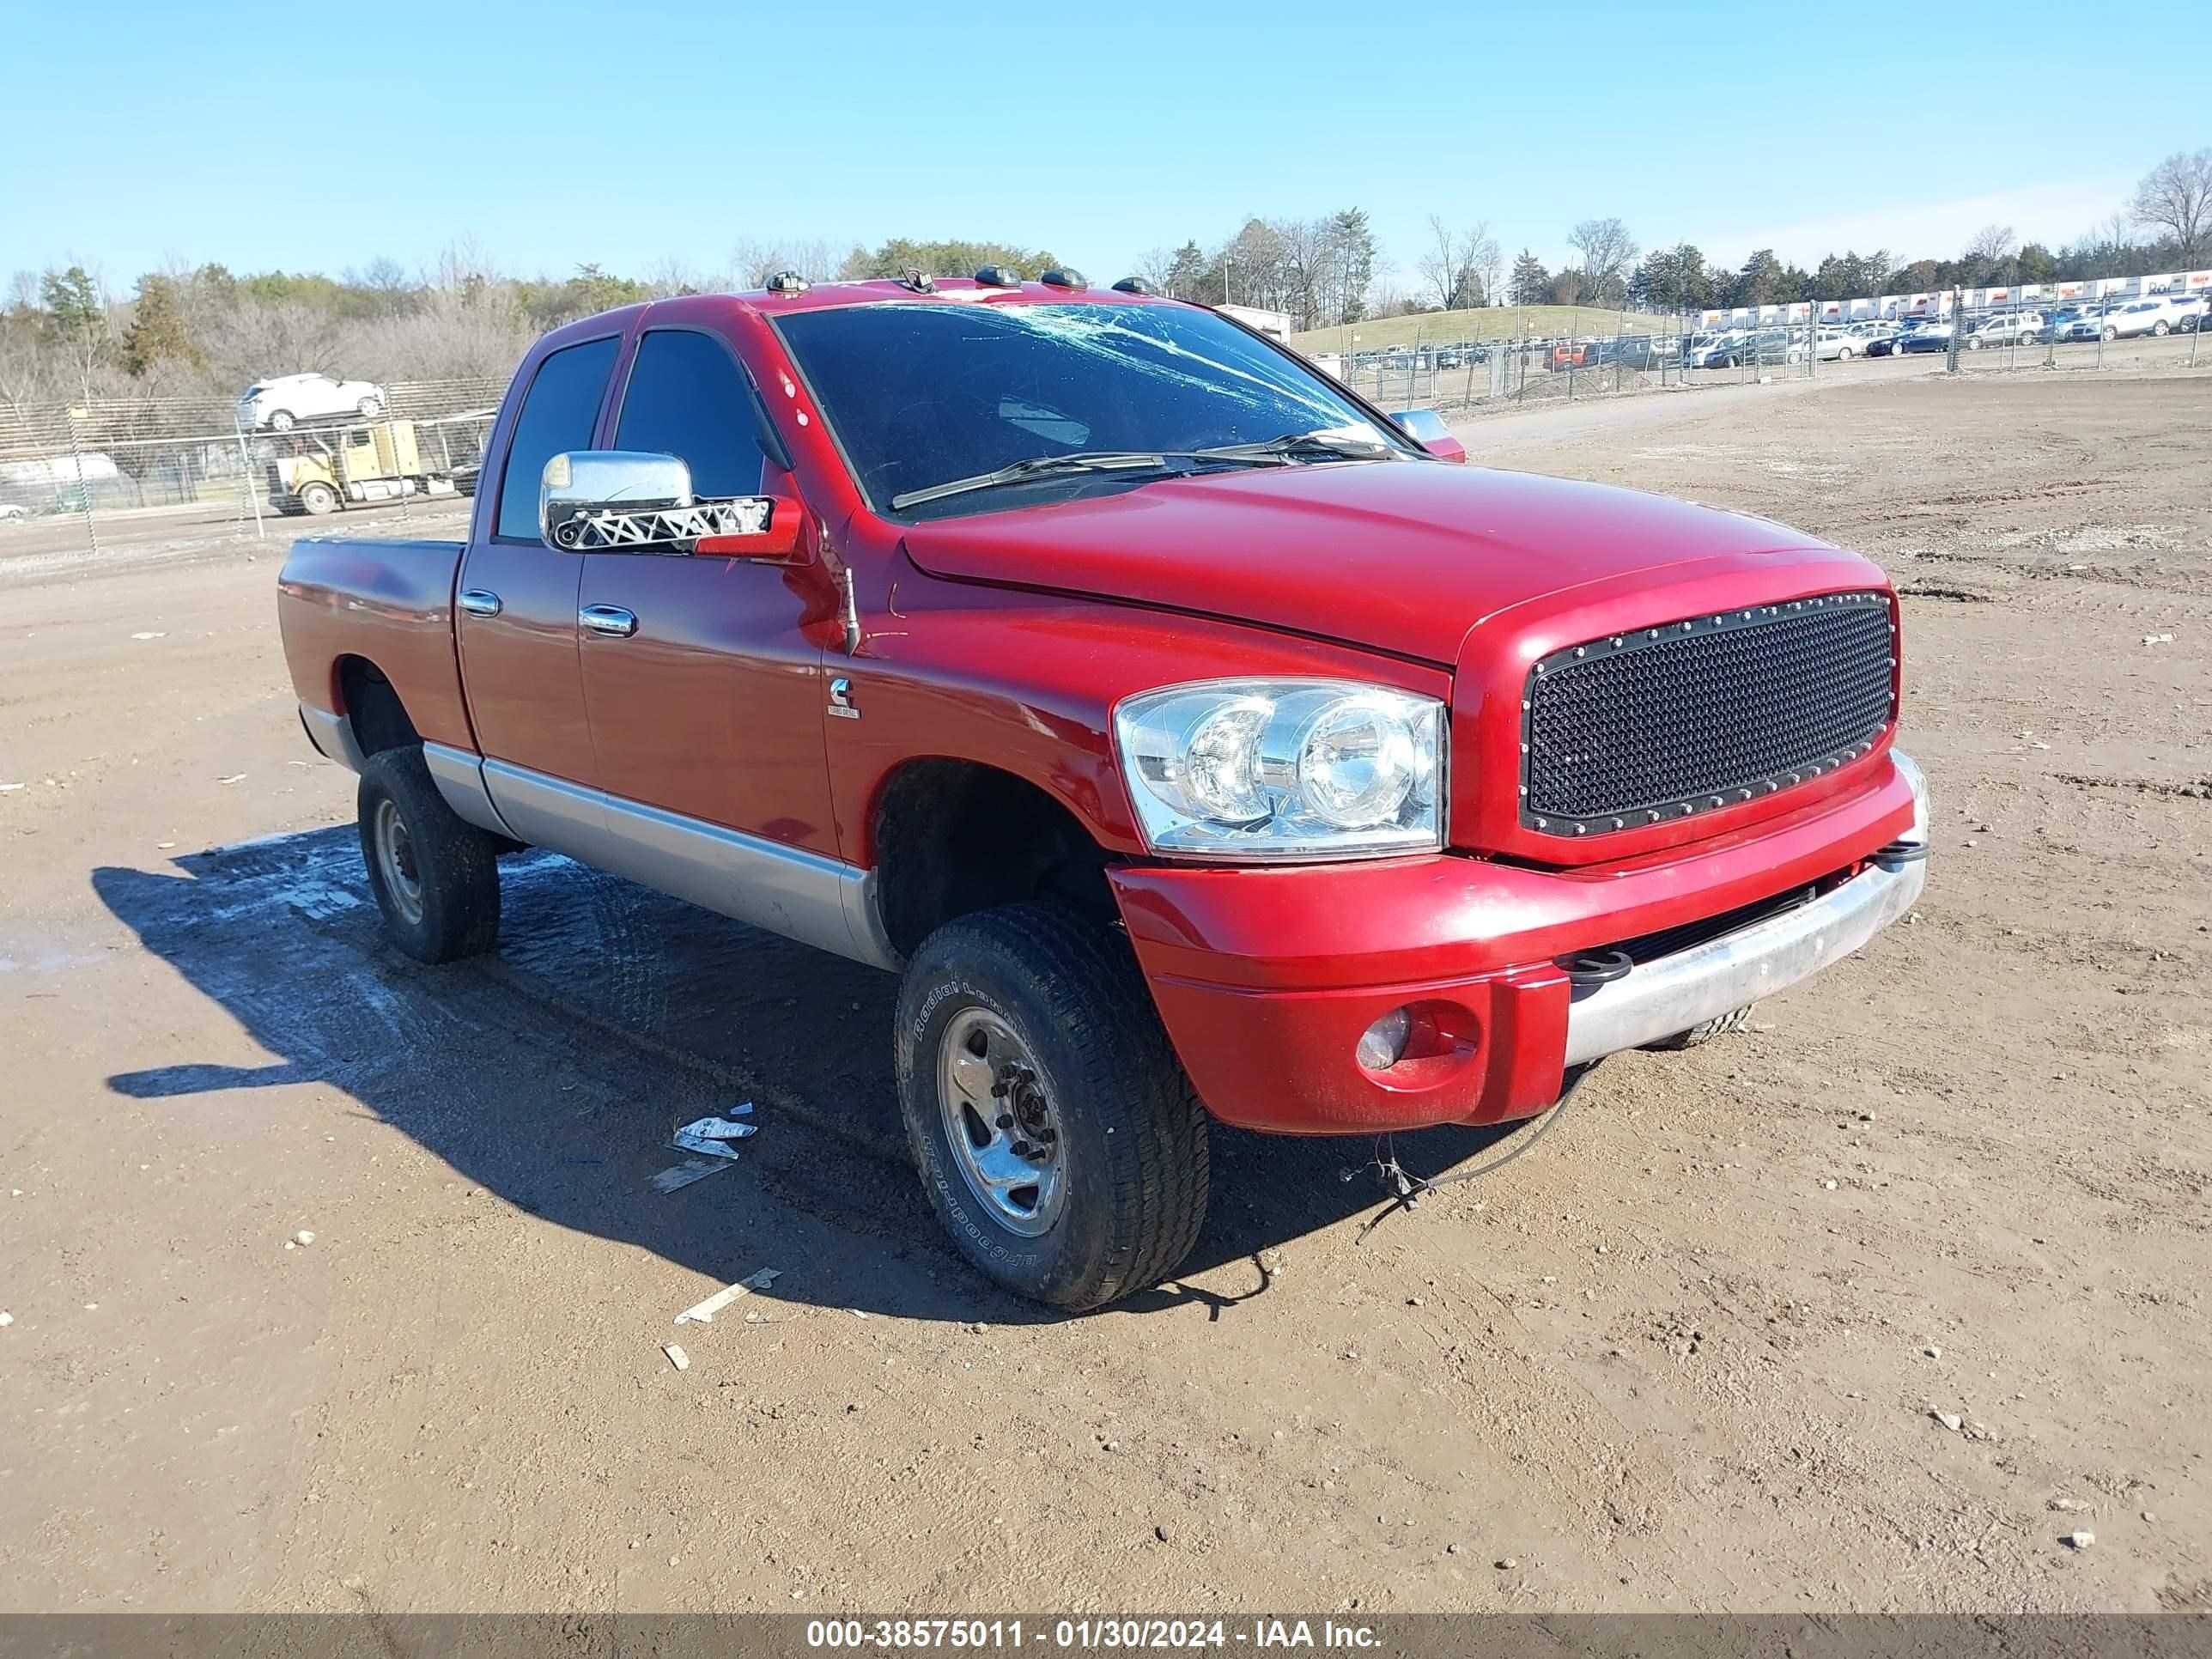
495,336 -> 620,540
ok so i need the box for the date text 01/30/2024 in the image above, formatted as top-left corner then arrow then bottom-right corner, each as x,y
805,1619 -> 1383,1650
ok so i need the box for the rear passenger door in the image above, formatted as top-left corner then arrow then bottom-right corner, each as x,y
575,325 -> 838,859
455,333 -> 618,786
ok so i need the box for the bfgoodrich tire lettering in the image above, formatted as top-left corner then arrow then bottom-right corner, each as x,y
357,746 -> 501,963
894,902 -> 1209,1310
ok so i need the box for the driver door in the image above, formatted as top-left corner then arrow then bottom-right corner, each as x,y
575,322 -> 838,860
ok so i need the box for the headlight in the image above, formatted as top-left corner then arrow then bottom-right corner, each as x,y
1114,679 -> 1443,860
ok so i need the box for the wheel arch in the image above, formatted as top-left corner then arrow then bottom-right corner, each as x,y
866,756 -> 1122,963
332,653 -> 422,757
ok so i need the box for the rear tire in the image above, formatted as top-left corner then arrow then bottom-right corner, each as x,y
894,902 -> 1209,1310
357,747 -> 501,964
1644,1003 -> 1754,1051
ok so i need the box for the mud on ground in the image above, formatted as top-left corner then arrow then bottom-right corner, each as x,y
0,368 -> 2206,1614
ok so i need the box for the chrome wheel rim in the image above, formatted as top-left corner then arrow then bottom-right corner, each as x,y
936,1007 -> 1066,1237
373,797 -> 424,927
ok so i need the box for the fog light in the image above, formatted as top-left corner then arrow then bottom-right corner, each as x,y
1356,1008 -> 1413,1071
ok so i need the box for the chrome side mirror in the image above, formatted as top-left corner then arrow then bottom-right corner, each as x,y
540,449 -> 799,557
541,451 -> 695,549
1389,409 -> 1467,464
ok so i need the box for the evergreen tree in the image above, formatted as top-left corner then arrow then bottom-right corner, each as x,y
1508,249 -> 1551,306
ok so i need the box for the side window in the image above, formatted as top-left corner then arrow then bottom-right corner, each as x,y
613,330 -> 769,499
495,336 -> 619,540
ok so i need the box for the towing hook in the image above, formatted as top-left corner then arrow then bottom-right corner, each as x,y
1873,838 -> 1930,869
1559,948 -> 1634,989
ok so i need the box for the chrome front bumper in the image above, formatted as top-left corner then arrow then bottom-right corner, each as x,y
1562,750 -> 1929,1066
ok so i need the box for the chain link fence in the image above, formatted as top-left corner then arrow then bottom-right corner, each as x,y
5,275 -> 2209,567
0,376 -> 504,566
1324,275 -> 2212,416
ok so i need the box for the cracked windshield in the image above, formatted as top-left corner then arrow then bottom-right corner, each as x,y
775,301 -> 1401,514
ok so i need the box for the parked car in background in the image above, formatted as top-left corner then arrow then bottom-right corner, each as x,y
239,373 -> 390,432
1609,334 -> 1676,371
0,501 -> 28,524
2166,295 -> 2206,333
1814,326 -> 1861,362
2055,307 -> 2113,343
1900,321 -> 1954,355
2043,305 -> 2091,341
1867,321 -> 1928,356
2099,297 -> 2181,340
1964,311 -> 2044,349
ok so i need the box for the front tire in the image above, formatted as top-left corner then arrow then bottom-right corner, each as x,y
894,902 -> 1209,1310
359,396 -> 384,417
1644,1003 -> 1754,1051
268,409 -> 295,432
357,747 -> 501,963
299,481 -> 338,515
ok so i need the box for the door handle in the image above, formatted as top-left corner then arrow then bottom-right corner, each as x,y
458,588 -> 502,617
580,605 -> 639,638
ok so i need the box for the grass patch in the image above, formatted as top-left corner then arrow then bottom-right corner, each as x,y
1291,305 -> 1673,354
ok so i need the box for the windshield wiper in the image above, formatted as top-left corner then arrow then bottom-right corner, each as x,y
890,448 -> 1281,510
1190,428 -> 1397,465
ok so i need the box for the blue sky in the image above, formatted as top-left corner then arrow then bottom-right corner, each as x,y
3,0 -> 2199,295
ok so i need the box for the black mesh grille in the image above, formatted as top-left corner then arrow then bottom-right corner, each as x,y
1522,593 -> 1894,834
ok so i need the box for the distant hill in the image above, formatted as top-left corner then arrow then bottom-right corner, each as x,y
1290,304 -> 1672,354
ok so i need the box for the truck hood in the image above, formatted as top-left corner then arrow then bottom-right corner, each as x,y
897,460 -> 1851,665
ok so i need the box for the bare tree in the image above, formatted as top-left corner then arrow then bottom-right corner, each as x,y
729,238 -> 842,289
204,299 -> 343,380
349,257 -> 415,317
2129,149 -> 2212,264
1566,218 -> 1638,301
641,255 -> 702,298
1469,222 -> 1501,310
1275,218 -> 1337,330
1962,222 -> 2018,264
1416,216 -> 1461,310
1130,246 -> 1179,295
1415,216 -> 1497,311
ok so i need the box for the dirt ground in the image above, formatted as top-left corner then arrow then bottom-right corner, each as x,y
2,367 -> 2207,1616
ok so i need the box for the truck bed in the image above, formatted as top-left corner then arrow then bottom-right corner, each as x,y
276,536 -> 473,750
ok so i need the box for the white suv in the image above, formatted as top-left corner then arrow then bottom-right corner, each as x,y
237,373 -> 389,432
2097,298 -> 2183,341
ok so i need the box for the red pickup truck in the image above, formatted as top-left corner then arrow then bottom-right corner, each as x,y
277,271 -> 1929,1309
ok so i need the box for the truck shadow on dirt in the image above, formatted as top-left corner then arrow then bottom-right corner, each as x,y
92,827 -> 1521,1324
